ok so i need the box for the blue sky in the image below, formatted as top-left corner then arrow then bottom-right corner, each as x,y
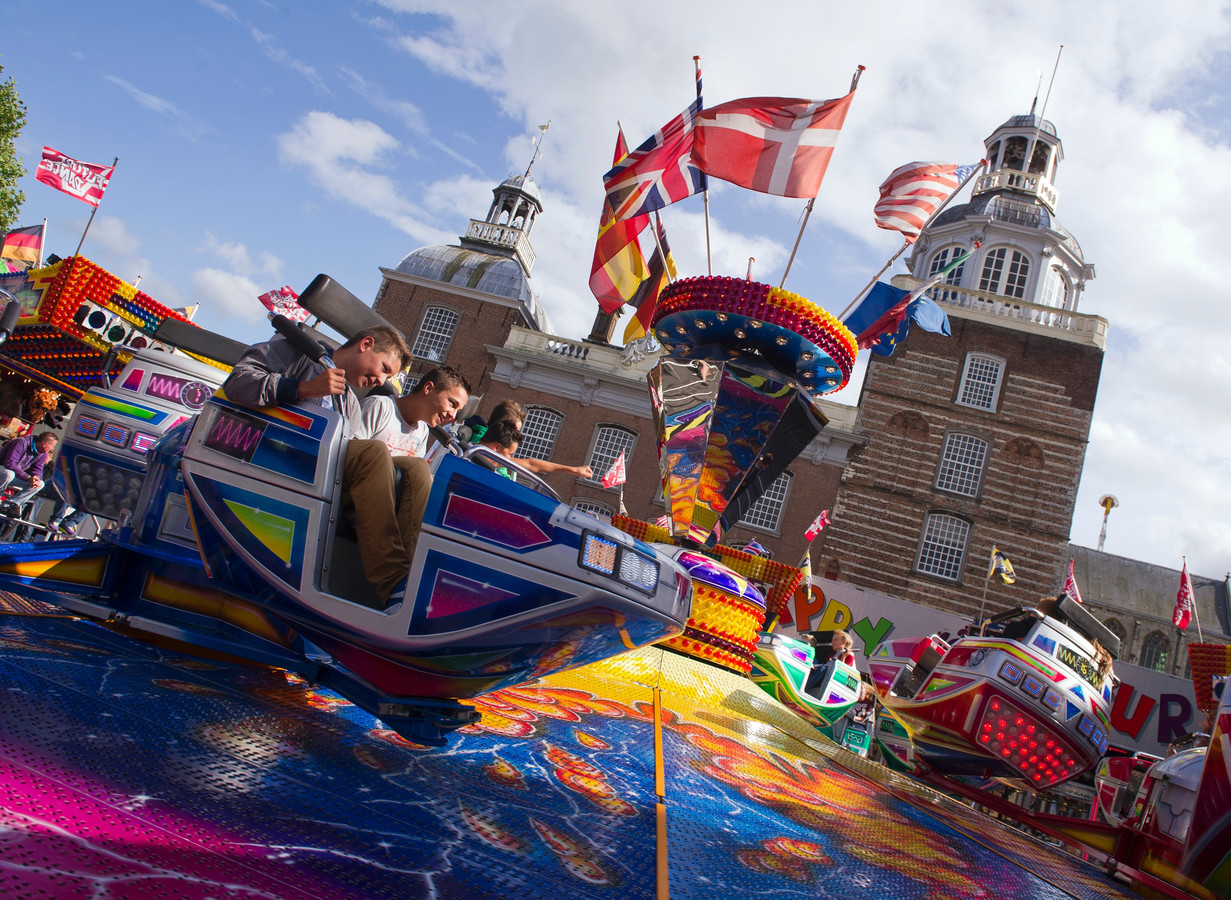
2,0 -> 1230,581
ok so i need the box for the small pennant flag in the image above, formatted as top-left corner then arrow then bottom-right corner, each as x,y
1173,560 -> 1195,631
258,285 -> 310,323
600,451 -> 626,489
1062,559 -> 1083,604
804,509 -> 830,541
988,547 -> 1016,584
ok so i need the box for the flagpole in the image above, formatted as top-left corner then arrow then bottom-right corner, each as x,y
39,218 -> 47,268
649,213 -> 674,283
693,55 -> 712,276
73,156 -> 118,258
977,546 -> 997,635
779,65 -> 865,290
1025,46 -> 1063,177
1184,556 -> 1205,643
837,161 -> 986,321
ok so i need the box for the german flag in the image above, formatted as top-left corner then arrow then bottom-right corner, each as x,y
0,224 -> 43,265
622,215 -> 675,344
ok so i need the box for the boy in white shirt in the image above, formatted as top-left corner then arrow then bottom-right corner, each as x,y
357,366 -> 471,457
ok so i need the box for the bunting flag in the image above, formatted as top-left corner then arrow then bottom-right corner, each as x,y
0,224 -> 43,264
36,147 -> 115,207
600,451 -> 626,489
690,91 -> 855,198
804,509 -> 830,541
1174,560 -> 1195,630
873,161 -> 982,241
742,539 -> 770,558
590,130 -> 650,313
622,215 -> 676,343
1062,559 -> 1083,604
988,547 -> 1016,584
257,285 -> 310,323
602,98 -> 705,221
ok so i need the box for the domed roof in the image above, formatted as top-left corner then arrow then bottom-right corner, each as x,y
930,193 -> 1083,260
497,174 -> 543,211
992,114 -> 1058,137
393,243 -> 553,332
396,244 -> 531,303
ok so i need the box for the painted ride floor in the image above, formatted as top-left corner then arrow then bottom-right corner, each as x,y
0,595 -> 1139,900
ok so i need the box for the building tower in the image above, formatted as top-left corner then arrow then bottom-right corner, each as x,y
820,114 -> 1108,618
373,173 -> 553,394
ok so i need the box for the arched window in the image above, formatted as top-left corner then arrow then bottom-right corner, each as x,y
914,512 -> 971,581
1002,136 -> 1028,171
1139,631 -> 1170,672
515,407 -> 563,461
1039,267 -> 1069,310
740,472 -> 793,533
934,432 -> 989,497
987,141 -> 1001,169
1104,619 -> 1126,645
411,306 -> 461,363
587,425 -> 636,486
572,498 -> 614,523
956,353 -> 1005,411
979,247 -> 1030,299
927,245 -> 968,302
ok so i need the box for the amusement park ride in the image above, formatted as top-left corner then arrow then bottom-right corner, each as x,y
0,252 -> 1226,899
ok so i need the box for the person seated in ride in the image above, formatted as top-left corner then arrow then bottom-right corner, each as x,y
223,325 -> 421,607
0,432 -> 57,517
472,400 -> 594,480
831,630 -> 857,666
476,415 -> 594,480
356,365 -> 471,459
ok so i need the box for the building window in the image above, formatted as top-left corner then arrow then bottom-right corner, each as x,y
572,498 -> 614,523
915,513 -> 970,581
927,245 -> 968,302
587,426 -> 636,487
935,433 -> 989,497
1039,267 -> 1069,310
740,472 -> 793,533
1139,631 -> 1170,672
515,407 -> 563,461
1104,619 -> 1126,645
979,247 -> 1030,299
411,306 -> 460,363
956,353 -> 1005,411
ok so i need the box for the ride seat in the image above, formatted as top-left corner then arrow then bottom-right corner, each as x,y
898,644 -> 944,699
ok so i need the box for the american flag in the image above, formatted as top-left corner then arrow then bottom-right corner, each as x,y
690,92 -> 856,198
602,98 -> 705,221
873,161 -> 981,242
1173,560 -> 1195,630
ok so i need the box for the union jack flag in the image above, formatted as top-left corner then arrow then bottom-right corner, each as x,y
602,98 -> 705,221
873,160 -> 982,242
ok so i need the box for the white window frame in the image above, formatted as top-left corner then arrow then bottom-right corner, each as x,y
514,407 -> 563,462
979,247 -> 1030,300
571,498 -> 614,523
934,432 -> 989,498
586,425 -> 637,489
914,512 -> 971,582
1039,266 -> 1069,310
739,472 -> 793,534
411,305 -> 461,363
956,352 -> 1005,412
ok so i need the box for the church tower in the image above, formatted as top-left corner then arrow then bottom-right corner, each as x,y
820,114 -> 1107,618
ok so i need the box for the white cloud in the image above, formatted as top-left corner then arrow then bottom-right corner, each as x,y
102,76 -> 215,141
189,268 -> 270,329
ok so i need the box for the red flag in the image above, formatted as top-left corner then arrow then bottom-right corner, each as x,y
602,99 -> 705,221
0,224 -> 43,264
600,451 -> 626,489
1174,560 -> 1195,630
258,286 -> 310,323
873,161 -> 982,242
804,509 -> 830,541
1062,559 -> 1083,604
690,92 -> 855,198
36,147 -> 115,207
622,215 -> 675,343
590,131 -> 650,313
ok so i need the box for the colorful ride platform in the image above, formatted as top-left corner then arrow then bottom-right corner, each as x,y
0,592 -> 1140,900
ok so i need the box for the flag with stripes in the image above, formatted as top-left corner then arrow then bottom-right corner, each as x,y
1062,559 -> 1083,604
1173,560 -> 1194,630
602,98 -> 705,221
36,147 -> 115,207
988,547 -> 1016,584
590,130 -> 650,312
0,224 -> 43,264
690,92 -> 856,198
873,161 -> 981,242
622,216 -> 676,343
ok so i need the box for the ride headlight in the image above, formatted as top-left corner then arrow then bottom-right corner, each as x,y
580,532 -> 659,595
